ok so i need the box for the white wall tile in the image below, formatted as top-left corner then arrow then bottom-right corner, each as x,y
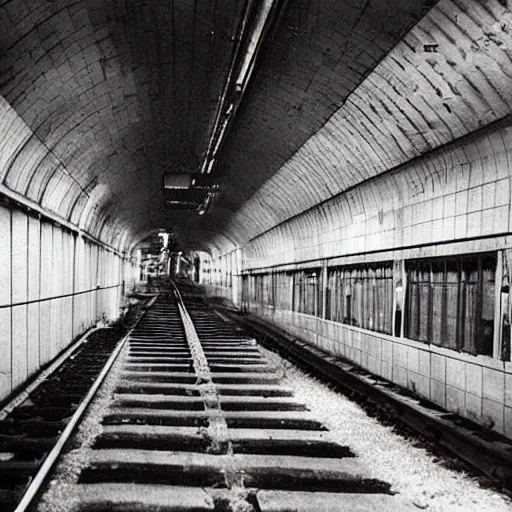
409,371 -> 429,399
11,210 -> 28,304
446,385 -> 465,414
465,364 -> 483,397
465,392 -> 482,422
431,379 -> 446,408
481,208 -> 495,235
0,206 -> 11,306
454,214 -> 467,238
468,186 -> 482,212
482,182 -> 495,208
27,302 -> 39,375
431,353 -> 446,382
482,367 -> 505,404
495,178 -> 509,206
505,373 -> 512,408
505,407 -> 512,439
466,211 -> 482,237
11,305 -> 27,388
482,398 -> 504,433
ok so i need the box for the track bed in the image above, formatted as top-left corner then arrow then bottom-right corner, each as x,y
34,285 -> 415,512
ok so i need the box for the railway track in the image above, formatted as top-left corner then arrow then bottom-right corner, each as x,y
216,305 -> 512,494
0,331 -> 133,511
0,301 -> 148,512
12,283 -> 418,511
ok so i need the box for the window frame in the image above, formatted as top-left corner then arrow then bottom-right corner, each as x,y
404,252 -> 496,357
326,261 -> 393,335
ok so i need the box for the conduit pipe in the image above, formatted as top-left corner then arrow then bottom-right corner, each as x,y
200,0 -> 256,175
201,0 -> 280,177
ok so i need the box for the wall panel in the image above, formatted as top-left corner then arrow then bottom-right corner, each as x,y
0,205 -> 11,306
0,204 -> 12,393
0,202 -> 130,402
11,210 -> 27,304
27,216 -> 40,300
210,122 -> 512,440
27,302 -> 40,375
11,305 -> 27,389
0,308 -> 11,398
49,228 -> 59,357
40,223 -> 53,300
39,301 -> 52,367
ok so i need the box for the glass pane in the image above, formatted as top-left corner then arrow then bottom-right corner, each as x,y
385,276 -> 393,334
336,273 -> 340,314
418,283 -> 430,342
364,273 -> 371,330
378,276 -> 386,333
338,273 -> 345,323
444,262 -> 459,350
406,266 -> 418,340
416,264 -> 431,343
317,270 -> 323,317
374,277 -> 382,332
431,261 -> 444,345
461,259 -> 479,354
345,282 -> 352,325
354,280 -> 363,327
480,257 -> 496,356
293,273 -> 300,312
346,277 -> 355,325
307,280 -> 315,315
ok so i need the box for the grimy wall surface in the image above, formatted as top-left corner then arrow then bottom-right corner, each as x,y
204,0 -> 512,439
0,201 -> 134,402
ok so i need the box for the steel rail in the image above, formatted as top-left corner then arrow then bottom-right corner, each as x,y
0,325 -> 105,421
216,306 -> 512,493
13,308 -> 148,512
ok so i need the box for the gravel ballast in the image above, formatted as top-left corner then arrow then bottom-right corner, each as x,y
260,347 -> 512,512
36,337 -> 132,512
32,325 -> 512,512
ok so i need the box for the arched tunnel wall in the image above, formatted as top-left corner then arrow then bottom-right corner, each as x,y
0,91 -> 140,403
202,0 -> 512,439
0,199 -> 137,402
205,118 -> 512,439
243,119 -> 512,268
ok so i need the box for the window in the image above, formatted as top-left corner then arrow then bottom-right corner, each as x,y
243,272 -> 293,311
244,275 -> 259,305
274,272 -> 292,310
405,254 -> 496,356
293,269 -> 322,317
326,263 -> 393,334
264,273 -> 273,306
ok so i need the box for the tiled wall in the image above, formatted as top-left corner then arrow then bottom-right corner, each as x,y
0,202 -> 132,402
246,304 -> 512,439
207,119 -> 512,439
242,122 -> 512,271
204,0 -> 512,255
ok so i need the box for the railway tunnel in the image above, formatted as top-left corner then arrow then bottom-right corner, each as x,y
1,0 -> 512,510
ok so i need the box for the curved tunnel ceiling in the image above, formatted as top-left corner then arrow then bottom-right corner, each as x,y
0,0 -> 247,248
0,0 -> 509,255
207,0 -> 512,254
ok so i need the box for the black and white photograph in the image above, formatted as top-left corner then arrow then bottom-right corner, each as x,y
0,1 -> 511,511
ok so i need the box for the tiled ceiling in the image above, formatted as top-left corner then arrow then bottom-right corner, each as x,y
0,0 -> 453,251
